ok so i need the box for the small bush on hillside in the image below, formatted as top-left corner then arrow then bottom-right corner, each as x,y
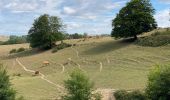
62,69 -> 95,100
0,64 -> 16,100
136,31 -> 170,47
146,65 -> 170,100
114,90 -> 146,100
10,49 -> 17,54
17,48 -> 26,53
52,43 -> 71,53
114,90 -> 129,100
9,48 -> 26,54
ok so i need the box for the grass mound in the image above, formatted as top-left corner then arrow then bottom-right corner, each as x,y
136,31 -> 170,47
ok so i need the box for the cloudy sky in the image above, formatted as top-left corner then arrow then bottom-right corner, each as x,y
0,0 -> 170,35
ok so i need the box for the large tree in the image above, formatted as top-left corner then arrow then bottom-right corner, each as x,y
28,14 -> 65,49
111,0 -> 157,39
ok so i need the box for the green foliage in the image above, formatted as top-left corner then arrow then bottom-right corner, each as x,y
114,90 -> 146,100
52,43 -> 71,53
0,64 -> 16,100
9,48 -> 26,54
28,14 -> 65,50
70,33 -> 84,39
146,65 -> 170,100
9,49 -> 17,54
111,0 -> 157,39
92,93 -> 102,100
114,90 -> 129,100
63,69 -> 93,100
1,35 -> 28,45
136,31 -> 170,47
17,48 -> 26,53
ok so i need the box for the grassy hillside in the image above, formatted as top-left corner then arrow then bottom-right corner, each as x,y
1,36 -> 170,100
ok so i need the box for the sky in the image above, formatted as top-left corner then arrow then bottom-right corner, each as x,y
0,0 -> 170,35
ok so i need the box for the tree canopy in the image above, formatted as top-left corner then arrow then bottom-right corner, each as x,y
28,14 -> 65,49
111,0 -> 157,39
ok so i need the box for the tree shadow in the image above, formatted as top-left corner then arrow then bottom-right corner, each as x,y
2,49 -> 45,60
82,38 -> 135,55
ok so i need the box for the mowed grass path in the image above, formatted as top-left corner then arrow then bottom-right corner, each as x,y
1,37 -> 170,100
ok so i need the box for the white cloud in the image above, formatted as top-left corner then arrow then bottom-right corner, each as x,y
154,9 -> 170,27
63,7 -> 77,15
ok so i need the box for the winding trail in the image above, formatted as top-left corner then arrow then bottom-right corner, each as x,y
71,46 -> 79,58
60,64 -> 65,73
99,62 -> 103,72
16,58 -> 64,90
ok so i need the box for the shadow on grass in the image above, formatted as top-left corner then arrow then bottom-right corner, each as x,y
83,38 -> 135,55
2,49 -> 45,60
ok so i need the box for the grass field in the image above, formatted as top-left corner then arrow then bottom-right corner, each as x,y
0,36 -> 170,100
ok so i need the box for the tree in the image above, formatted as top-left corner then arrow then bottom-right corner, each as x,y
28,14 -> 65,49
0,64 -> 16,100
146,65 -> 170,100
111,0 -> 157,39
63,69 -> 94,100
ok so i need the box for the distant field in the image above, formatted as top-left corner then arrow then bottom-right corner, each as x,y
1,36 -> 170,100
0,35 -> 9,41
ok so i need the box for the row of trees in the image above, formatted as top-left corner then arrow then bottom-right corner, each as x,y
0,35 -> 28,45
27,0 -> 158,50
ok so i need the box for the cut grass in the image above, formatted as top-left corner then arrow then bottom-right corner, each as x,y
1,37 -> 170,100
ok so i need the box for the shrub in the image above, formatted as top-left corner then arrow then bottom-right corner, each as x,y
136,35 -> 170,47
114,90 -> 129,100
17,48 -> 26,53
92,93 -> 102,100
146,65 -> 170,100
0,64 -> 16,100
128,90 -> 146,100
52,43 -> 71,53
114,90 -> 146,100
62,69 -> 94,100
9,49 -> 17,54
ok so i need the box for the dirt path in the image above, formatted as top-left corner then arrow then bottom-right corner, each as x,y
71,46 -> 79,58
60,64 -> 65,73
16,58 -> 64,90
96,89 -> 116,100
99,62 -> 103,72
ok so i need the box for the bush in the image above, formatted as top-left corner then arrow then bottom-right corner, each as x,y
52,43 -> 71,53
114,90 -> 146,100
146,65 -> 170,100
0,64 -> 16,100
9,48 -> 26,54
136,34 -> 170,47
10,49 -> 17,54
114,90 -> 129,100
62,69 -> 94,100
17,48 -> 26,53
128,90 -> 146,100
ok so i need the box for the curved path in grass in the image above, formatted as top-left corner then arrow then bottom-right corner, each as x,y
16,58 -> 64,90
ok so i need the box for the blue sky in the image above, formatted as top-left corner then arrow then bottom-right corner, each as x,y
0,0 -> 170,35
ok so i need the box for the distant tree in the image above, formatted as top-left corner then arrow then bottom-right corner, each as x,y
63,69 -> 94,100
1,35 -> 28,45
28,14 -> 65,49
70,33 -> 83,39
146,65 -> 170,100
0,64 -> 16,100
111,0 -> 157,40
83,33 -> 88,38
